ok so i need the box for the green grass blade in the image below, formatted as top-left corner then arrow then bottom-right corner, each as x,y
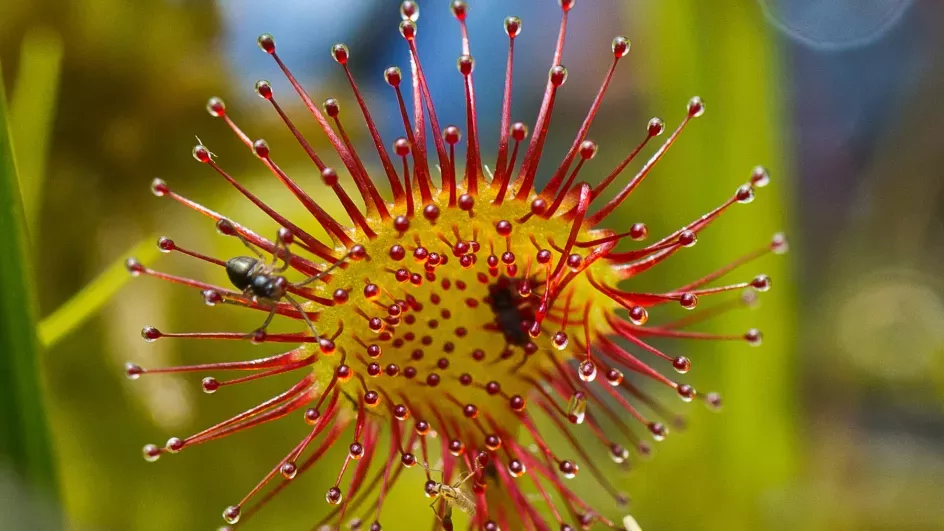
0,56 -> 62,519
10,27 -> 63,234
39,236 -> 161,348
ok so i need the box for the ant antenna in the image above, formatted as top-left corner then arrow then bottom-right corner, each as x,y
283,293 -> 321,341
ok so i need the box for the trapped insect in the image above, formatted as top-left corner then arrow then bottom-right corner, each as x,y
486,276 -> 537,347
216,218 -> 353,341
422,456 -> 484,525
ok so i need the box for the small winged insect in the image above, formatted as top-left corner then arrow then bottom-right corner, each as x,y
422,456 -> 484,526
217,219 -> 349,341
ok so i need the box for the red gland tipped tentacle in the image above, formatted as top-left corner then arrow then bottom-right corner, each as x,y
540,403 -> 628,505
138,329 -> 322,344
542,39 -> 627,200
401,21 -> 451,200
608,182 -> 756,269
444,126 -> 460,206
659,292 -> 759,330
239,423 -> 347,526
496,123 -> 527,204
334,424 -> 381,527
176,375 -> 316,452
126,261 -> 235,298
386,66 -> 434,203
155,236 -> 225,267
163,226 -> 327,289
326,98 -> 392,226
452,7 -> 484,197
252,142 -> 357,247
253,80 -> 327,171
589,118 -> 663,203
491,16 -> 520,201
128,346 -> 308,378
151,179 -> 328,272
371,425 -> 407,525
409,57 -> 436,204
210,356 -> 316,390
460,56 -> 484,196
136,250 -> 329,319
588,98 -> 705,225
610,240 -> 687,280
533,184 -> 591,330
545,140 -> 596,218
199,154 -> 336,264
231,392 -> 340,516
335,53 -> 406,203
395,140 -> 415,217
320,167 -> 378,238
672,237 -> 779,293
261,35 -> 389,219
513,3 -> 572,200
631,327 -> 754,342
590,364 -> 654,429
207,97 -> 252,148
646,185 -> 750,254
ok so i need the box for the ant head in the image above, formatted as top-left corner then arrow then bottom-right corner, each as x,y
263,275 -> 288,299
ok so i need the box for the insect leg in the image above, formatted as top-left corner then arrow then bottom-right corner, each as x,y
247,302 -> 278,337
428,496 -> 445,525
271,231 -> 287,270
419,461 -> 445,485
283,293 -> 321,340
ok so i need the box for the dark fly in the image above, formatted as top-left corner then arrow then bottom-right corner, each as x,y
487,276 -> 536,346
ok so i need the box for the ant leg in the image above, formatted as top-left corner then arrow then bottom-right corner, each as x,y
283,293 -> 321,341
246,303 -> 278,338
270,233 -> 285,270
294,251 -> 352,288
272,227 -> 302,272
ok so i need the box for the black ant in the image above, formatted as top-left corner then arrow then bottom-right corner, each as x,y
218,219 -> 350,340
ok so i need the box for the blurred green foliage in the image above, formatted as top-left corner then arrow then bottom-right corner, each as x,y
11,27 -> 62,234
38,237 -> 161,348
0,57 -> 61,528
